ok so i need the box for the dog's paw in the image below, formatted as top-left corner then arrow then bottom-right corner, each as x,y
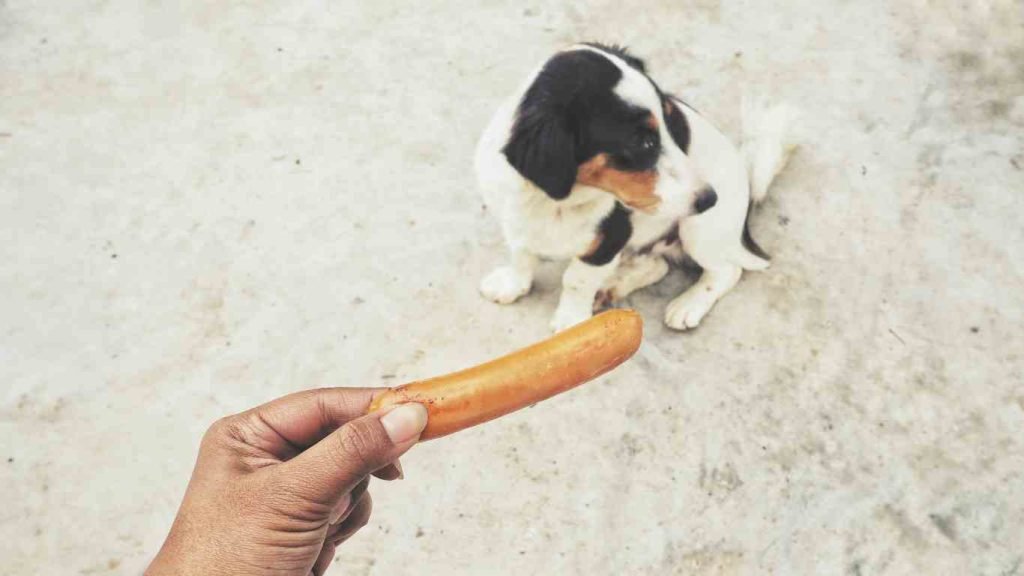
664,291 -> 713,331
550,304 -> 592,333
479,267 -> 532,304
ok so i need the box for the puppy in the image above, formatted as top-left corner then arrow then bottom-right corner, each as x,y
475,43 -> 795,331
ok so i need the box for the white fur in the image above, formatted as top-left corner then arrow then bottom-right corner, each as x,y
551,255 -> 620,332
475,46 -> 796,330
742,96 -> 800,203
479,250 -> 536,304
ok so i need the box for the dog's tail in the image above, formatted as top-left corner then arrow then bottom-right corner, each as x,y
741,97 -> 799,204
733,203 -> 772,271
731,97 -> 798,271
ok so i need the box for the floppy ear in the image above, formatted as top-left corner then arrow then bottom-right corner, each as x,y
502,109 -> 577,200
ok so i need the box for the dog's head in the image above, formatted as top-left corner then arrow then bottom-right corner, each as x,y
502,44 -> 715,215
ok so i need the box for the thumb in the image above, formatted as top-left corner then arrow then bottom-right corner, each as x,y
280,402 -> 428,505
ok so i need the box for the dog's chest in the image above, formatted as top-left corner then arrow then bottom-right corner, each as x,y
629,212 -> 678,248
507,188 -> 616,258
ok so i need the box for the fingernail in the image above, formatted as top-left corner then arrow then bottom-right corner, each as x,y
328,493 -> 352,525
394,459 -> 405,480
380,403 -> 428,443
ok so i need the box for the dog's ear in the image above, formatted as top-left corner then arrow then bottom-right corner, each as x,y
502,106 -> 577,200
501,53 -> 589,201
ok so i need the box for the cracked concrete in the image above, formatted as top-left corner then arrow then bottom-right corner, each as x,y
1,1 -> 1022,574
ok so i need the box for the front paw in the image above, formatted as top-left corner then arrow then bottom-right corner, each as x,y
480,267 -> 532,304
663,291 -> 712,331
550,303 -> 592,333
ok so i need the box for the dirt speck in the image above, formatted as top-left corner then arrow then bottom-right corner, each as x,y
619,433 -> 643,458
699,462 -> 744,496
670,546 -> 746,574
929,513 -> 958,541
949,50 -> 981,70
878,505 -> 927,548
985,100 -> 1011,118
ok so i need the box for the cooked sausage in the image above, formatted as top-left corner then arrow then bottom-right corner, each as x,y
368,309 -> 643,440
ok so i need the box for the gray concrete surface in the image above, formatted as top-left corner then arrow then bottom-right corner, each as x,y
2,1 -> 1023,574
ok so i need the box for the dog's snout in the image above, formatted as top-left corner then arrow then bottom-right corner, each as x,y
694,187 -> 718,214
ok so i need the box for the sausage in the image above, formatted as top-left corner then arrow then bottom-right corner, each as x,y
368,309 -> 643,440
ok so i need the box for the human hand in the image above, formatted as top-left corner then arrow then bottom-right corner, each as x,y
145,388 -> 428,576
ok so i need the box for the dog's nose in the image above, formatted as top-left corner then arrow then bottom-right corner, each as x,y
694,187 -> 718,214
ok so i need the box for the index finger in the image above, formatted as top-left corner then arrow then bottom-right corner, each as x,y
241,387 -> 383,450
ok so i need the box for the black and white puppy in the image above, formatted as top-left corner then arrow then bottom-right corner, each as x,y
475,43 -> 795,331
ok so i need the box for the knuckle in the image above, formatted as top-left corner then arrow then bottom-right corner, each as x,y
354,514 -> 371,531
331,421 -> 386,472
357,496 -> 373,528
201,416 -> 237,446
201,414 -> 263,457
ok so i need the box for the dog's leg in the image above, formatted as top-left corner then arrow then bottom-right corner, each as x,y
480,249 -> 537,304
594,253 -> 669,310
664,264 -> 742,330
551,256 -> 619,332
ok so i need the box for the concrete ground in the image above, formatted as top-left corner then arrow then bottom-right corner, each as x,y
2,1 -> 1023,574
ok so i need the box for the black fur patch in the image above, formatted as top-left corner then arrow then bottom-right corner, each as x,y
741,203 -> 770,260
581,42 -> 647,73
582,202 -> 633,266
502,50 -> 624,200
503,47 -> 696,209
664,96 -> 691,154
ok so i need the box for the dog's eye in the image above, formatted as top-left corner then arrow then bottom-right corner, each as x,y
635,132 -> 658,151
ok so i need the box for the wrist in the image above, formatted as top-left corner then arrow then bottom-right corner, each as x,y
145,532 -> 234,576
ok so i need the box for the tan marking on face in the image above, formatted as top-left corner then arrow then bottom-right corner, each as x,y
577,153 -> 661,212
645,112 -> 658,130
582,233 -> 604,259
